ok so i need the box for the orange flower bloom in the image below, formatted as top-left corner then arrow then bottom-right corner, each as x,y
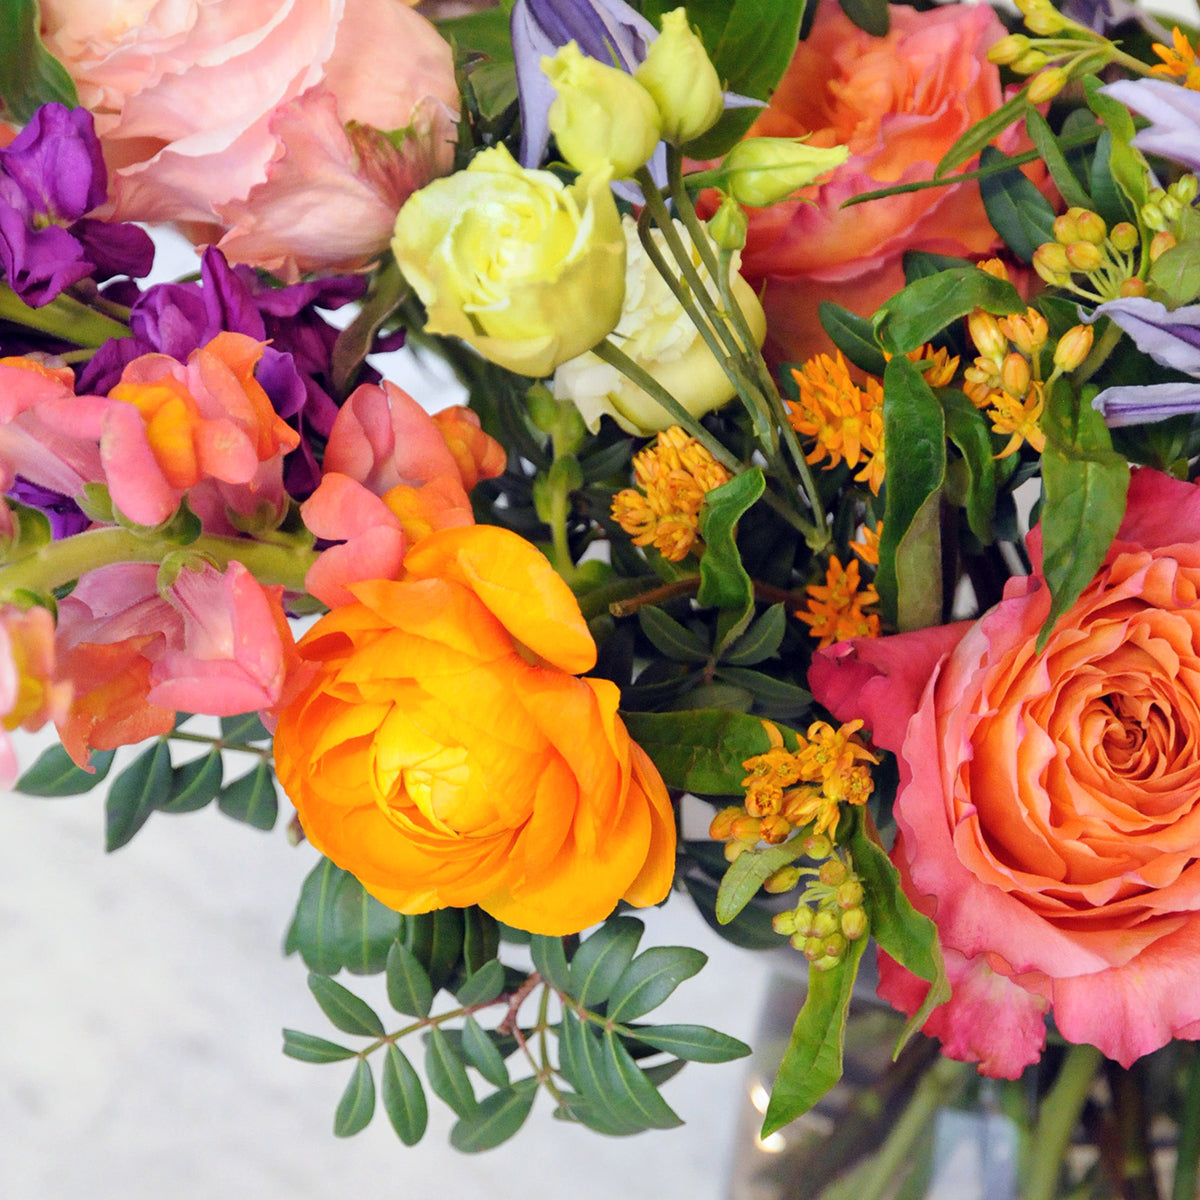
273,525 -> 676,935
798,555 -> 881,648
1152,27 -> 1200,90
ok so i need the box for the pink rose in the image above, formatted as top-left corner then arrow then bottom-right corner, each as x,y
735,3 -> 1028,365
40,0 -> 459,278
811,469 -> 1200,1073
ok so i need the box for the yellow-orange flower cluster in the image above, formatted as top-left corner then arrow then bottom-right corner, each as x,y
1152,27 -> 1200,90
964,302 -> 1048,458
710,719 -> 877,852
798,555 -> 880,648
787,351 -> 885,494
273,524 -> 676,936
610,425 -> 731,561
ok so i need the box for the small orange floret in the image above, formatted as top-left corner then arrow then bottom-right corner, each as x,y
797,555 -> 881,648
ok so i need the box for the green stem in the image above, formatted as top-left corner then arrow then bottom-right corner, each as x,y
1173,1045 -> 1200,1200
0,284 -> 130,346
1026,1045 -> 1103,1200
0,526 -> 318,600
1073,316 -> 1125,389
167,729 -> 272,759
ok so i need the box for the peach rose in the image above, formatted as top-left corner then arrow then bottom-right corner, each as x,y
39,0 -> 458,278
811,469 -> 1200,1073
736,3 -> 1022,364
273,524 -> 676,935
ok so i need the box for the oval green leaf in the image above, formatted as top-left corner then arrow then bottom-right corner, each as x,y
333,1059 -> 376,1137
607,947 -> 707,1023
281,1029 -> 358,1065
106,740 -> 171,851
568,917 -> 644,1007
462,1015 -> 510,1090
449,1078 -> 538,1153
17,744 -> 115,796
217,761 -> 278,830
307,972 -> 386,1038
381,1044 -> 428,1146
160,750 -> 223,814
629,1024 -> 751,1063
425,1026 -> 478,1118
386,939 -> 434,1017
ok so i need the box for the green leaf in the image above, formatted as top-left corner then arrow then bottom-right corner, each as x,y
462,1015 -> 510,1089
715,836 -> 805,924
286,857 -> 347,976
845,810 -> 948,1049
530,934 -> 572,992
425,1026 -> 478,1118
600,1031 -> 683,1130
622,709 -> 797,796
450,1078 -> 538,1152
219,712 -> 271,743
331,258 -> 407,395
836,0 -> 887,35
568,916 -> 644,1006
877,355 -> 946,629
685,875 -> 786,950
713,667 -> 812,716
557,1013 -> 643,1135
0,0 -> 78,121
1084,76 -> 1148,212
386,940 -> 434,1017
461,906 -> 501,976
404,907 -> 465,992
818,302 -> 888,376
761,936 -> 868,1136
943,392 -> 997,545
607,947 -> 707,1022
1038,380 -> 1130,649
1149,240 -> 1200,308
1089,129 -> 1135,226
1024,106 -> 1093,212
159,750 -> 222,814
874,268 -> 1023,356
333,1059 -> 375,1137
331,872 -> 403,976
307,973 -> 386,1038
456,958 -> 506,1008
719,603 -> 786,665
637,605 -> 710,664
281,1029 -> 358,1065
106,740 -> 171,851
17,744 -> 115,796
698,468 -> 764,612
629,1024 -> 751,1063
934,89 -> 1030,179
979,145 -> 1059,263
217,761 -> 278,830
381,1044 -> 428,1146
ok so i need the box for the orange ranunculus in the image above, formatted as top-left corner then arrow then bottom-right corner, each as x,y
733,2 -> 1027,365
273,524 -> 676,935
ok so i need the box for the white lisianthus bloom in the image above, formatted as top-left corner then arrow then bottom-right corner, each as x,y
553,214 -> 766,434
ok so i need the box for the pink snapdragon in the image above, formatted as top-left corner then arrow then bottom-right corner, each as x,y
0,604 -> 71,785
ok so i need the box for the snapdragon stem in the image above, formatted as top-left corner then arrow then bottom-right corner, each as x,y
0,526 -> 317,600
0,284 -> 131,347
1026,1044 -> 1103,1200
1172,1047 -> 1200,1200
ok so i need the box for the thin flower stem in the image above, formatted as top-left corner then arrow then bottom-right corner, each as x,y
1026,1044 -> 1103,1200
533,984 -> 566,1103
1073,316 -> 1125,388
167,729 -> 272,760
1172,1046 -> 1200,1200
608,576 -> 701,617
0,284 -> 131,347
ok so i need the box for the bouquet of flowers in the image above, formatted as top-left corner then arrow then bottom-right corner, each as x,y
7,0 -> 1200,1192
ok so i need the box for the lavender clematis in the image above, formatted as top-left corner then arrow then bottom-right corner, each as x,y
0,104 -> 152,306
1084,296 -> 1200,425
1101,79 -> 1200,173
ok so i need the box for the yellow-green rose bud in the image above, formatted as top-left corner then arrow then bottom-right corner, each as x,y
543,41 -> 662,179
722,138 -> 849,208
709,194 -> 747,251
634,7 -> 724,146
554,214 -> 765,434
392,145 -> 625,379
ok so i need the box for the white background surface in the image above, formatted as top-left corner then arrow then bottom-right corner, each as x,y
0,233 -> 783,1199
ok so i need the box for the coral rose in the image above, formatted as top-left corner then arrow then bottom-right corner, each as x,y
735,2 -> 1022,364
273,524 -> 676,935
39,0 -> 459,278
810,469 -> 1200,1073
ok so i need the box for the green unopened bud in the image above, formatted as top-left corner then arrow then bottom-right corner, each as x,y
1065,240 -> 1103,271
810,953 -> 843,972
811,908 -> 840,938
526,384 -> 561,433
840,907 -> 869,940
802,935 -> 826,960
1073,209 -> 1107,244
1151,231 -> 1178,262
543,42 -> 662,178
1012,49 -> 1049,75
803,833 -> 833,859
1142,202 -> 1167,232
1109,222 -> 1138,252
988,33 -> 1030,65
818,858 -> 848,887
1172,174 -> 1199,206
1033,241 -> 1071,285
722,138 -> 849,207
709,194 -> 747,252
634,8 -> 723,145
1053,324 -> 1094,372
1017,0 -> 1069,35
764,864 -> 804,894
836,880 -> 865,910
1026,67 -> 1068,104
773,909 -> 799,936
822,932 -> 848,959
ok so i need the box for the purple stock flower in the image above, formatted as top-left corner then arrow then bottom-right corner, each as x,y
1084,296 -> 1200,425
1101,79 -> 1200,173
6,478 -> 90,539
0,105 -> 152,306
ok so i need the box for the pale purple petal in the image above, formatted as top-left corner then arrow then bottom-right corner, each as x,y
1092,381 -> 1200,426
1084,296 -> 1200,375
1101,79 -> 1200,172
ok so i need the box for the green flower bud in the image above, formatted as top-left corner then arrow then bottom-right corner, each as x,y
987,34 -> 1030,65
811,908 -> 840,938
764,864 -> 804,894
803,833 -> 833,859
709,194 -> 747,252
543,42 -> 662,179
1026,67 -> 1068,105
635,7 -> 724,146
1109,222 -> 1138,252
836,879 -> 865,910
1172,174 -> 1199,206
773,909 -> 799,936
840,907 -> 869,940
818,858 -> 847,887
722,138 -> 849,207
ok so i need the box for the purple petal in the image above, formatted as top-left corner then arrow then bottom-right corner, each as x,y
1092,381 -> 1200,426
1084,296 -> 1200,376
70,217 -> 155,283
0,105 -> 107,221
0,207 -> 92,306
1101,79 -> 1200,172
7,477 -> 91,539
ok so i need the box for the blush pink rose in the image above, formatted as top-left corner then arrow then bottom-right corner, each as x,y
811,468 -> 1200,1073
736,2 -> 1029,365
39,0 -> 458,278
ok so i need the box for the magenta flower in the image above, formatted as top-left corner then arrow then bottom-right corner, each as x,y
0,104 -> 152,306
